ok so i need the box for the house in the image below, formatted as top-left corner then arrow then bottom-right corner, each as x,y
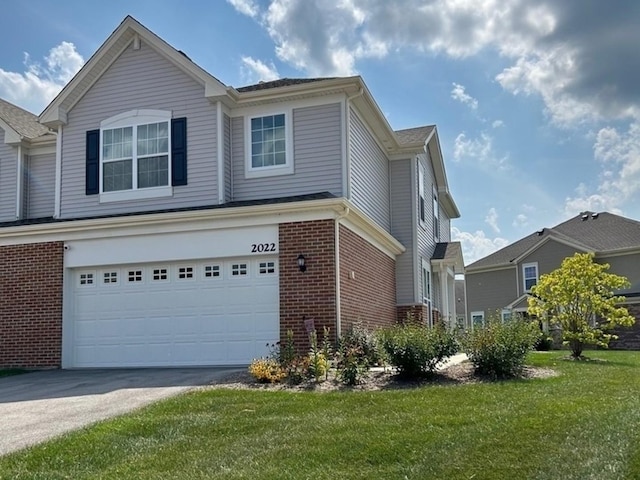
0,16 -> 463,369
465,211 -> 640,349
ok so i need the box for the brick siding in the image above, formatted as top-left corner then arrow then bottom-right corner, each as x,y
0,242 -> 64,367
610,302 -> 640,350
397,304 -> 428,324
279,220 -> 336,352
339,225 -> 396,334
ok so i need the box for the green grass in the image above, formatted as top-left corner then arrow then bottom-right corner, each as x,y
1,351 -> 639,479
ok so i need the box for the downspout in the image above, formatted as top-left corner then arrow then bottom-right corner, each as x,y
54,125 -> 62,218
15,143 -> 23,219
334,206 -> 350,339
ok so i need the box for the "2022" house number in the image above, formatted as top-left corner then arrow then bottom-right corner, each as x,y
251,243 -> 277,253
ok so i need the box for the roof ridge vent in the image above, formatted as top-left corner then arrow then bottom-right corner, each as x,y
581,214 -> 589,221
536,228 -> 544,236
591,212 -> 599,219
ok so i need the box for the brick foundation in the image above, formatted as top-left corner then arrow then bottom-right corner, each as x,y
610,302 -> 640,350
397,304 -> 428,324
0,242 -> 64,368
339,225 -> 396,334
279,220 -> 336,352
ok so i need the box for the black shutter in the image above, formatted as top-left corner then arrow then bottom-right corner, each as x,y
86,129 -> 100,195
171,117 -> 187,186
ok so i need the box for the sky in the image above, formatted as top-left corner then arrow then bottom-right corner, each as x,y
1,1 -> 639,265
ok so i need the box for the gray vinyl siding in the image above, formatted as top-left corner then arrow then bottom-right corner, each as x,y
439,211 -> 451,242
349,107 -> 390,231
224,113 -> 232,202
466,268 -> 518,320
0,129 -> 17,222
599,253 -> 640,286
59,40 -> 218,219
231,103 -> 342,201
517,240 -> 583,295
416,154 -> 437,265
25,153 -> 55,218
390,159 -> 415,304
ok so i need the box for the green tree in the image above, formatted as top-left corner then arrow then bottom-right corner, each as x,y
527,253 -> 635,358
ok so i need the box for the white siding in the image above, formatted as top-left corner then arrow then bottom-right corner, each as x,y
416,154 -> 437,262
25,153 -> 56,218
59,40 -> 218,218
390,158 -> 415,304
231,103 -> 343,201
349,107 -> 390,231
0,129 -> 17,222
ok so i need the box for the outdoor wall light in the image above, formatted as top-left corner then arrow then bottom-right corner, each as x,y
297,254 -> 307,272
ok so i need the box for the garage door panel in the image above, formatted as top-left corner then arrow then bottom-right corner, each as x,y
70,257 -> 279,367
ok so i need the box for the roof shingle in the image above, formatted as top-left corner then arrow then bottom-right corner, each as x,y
0,98 -> 50,139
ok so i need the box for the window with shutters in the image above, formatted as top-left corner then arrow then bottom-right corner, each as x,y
245,110 -> 293,178
88,110 -> 186,203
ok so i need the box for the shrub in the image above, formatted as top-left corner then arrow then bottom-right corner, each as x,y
308,330 -> 329,382
534,333 -> 554,351
337,345 -> 369,385
462,317 -> 539,378
378,323 -> 458,379
340,322 -> 383,367
248,358 -> 286,383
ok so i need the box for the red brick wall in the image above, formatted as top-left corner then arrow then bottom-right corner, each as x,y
339,225 -> 396,334
279,220 -> 336,352
0,242 -> 64,367
397,305 -> 428,325
610,302 -> 640,350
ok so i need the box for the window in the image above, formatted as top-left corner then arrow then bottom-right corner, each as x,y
232,263 -> 248,276
103,271 -> 118,285
79,272 -> 95,286
128,270 -> 143,282
421,260 -> 432,327
178,266 -> 194,280
433,186 -> 440,240
204,265 -> 220,278
152,267 -> 169,281
259,261 -> 276,275
418,164 -> 426,225
523,262 -> 538,292
471,311 -> 484,328
87,110 -> 187,202
245,111 -> 293,178
501,309 -> 513,322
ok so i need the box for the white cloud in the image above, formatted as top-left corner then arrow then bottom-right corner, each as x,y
512,213 -> 528,228
485,207 -> 500,233
564,122 -> 640,216
492,120 -> 504,128
0,41 -> 84,113
451,83 -> 478,109
227,0 -> 260,18
452,227 -> 509,265
241,56 -> 280,83
453,132 -> 508,170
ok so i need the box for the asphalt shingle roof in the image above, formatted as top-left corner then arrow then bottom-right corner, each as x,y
236,77 -> 336,92
432,242 -> 462,262
394,126 -> 434,146
0,98 -> 50,139
467,211 -> 640,270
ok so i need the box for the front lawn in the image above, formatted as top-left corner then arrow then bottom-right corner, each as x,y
1,351 -> 639,479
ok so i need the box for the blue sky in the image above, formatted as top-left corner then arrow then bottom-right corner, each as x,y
1,1 -> 639,264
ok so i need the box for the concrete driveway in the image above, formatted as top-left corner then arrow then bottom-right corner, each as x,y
0,368 -> 239,456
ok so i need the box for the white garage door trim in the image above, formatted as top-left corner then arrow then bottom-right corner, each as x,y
66,257 -> 279,368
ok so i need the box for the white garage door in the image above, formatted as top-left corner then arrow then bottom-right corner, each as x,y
69,257 -> 279,368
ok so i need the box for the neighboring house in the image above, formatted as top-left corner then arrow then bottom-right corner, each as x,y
455,278 -> 467,328
0,16 -> 463,369
465,211 -> 640,349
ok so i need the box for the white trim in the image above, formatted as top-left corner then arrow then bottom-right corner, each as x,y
411,156 -> 419,303
513,234 -> 592,264
231,93 -> 345,118
341,96 -> 349,198
243,109 -> 294,179
99,185 -> 173,203
501,309 -> 512,322
54,125 -> 62,218
100,109 -> 171,129
217,102 -> 224,204
470,311 -> 485,327
522,262 -> 538,293
15,145 -> 23,219
418,162 -> 426,227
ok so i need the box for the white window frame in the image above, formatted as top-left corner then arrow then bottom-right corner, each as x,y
151,266 -> 170,283
501,309 -> 513,322
471,311 -> 484,328
99,109 -> 173,203
176,265 -> 196,281
421,259 -> 432,327
522,262 -> 539,292
418,164 -> 426,226
102,270 -> 119,286
258,260 -> 277,275
78,271 -> 96,287
432,185 -> 440,241
244,109 -> 294,179
231,262 -> 249,277
127,268 -> 144,283
203,264 -> 221,279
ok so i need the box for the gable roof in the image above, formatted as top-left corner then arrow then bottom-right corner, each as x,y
431,241 -> 465,273
0,98 -> 50,142
237,78 -> 336,92
467,211 -> 640,271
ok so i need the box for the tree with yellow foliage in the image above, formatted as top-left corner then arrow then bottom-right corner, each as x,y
527,253 -> 635,358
